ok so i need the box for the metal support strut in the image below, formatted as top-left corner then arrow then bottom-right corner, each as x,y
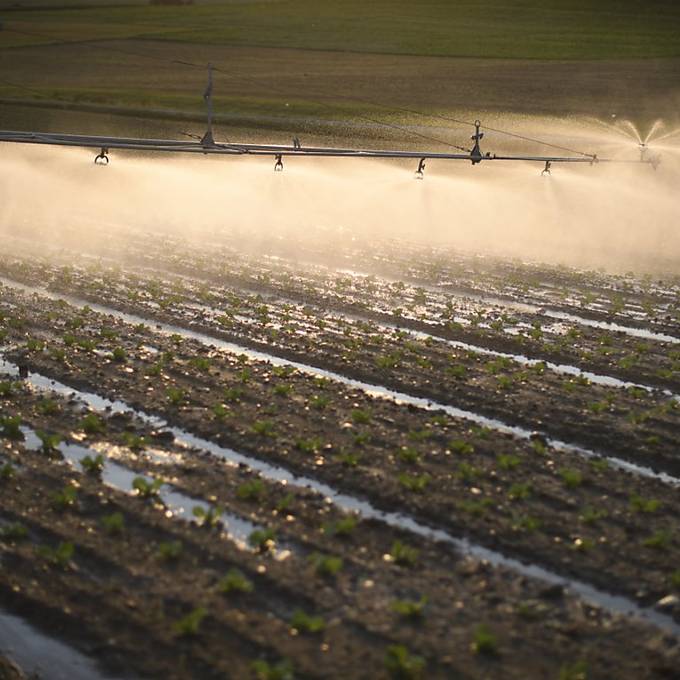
541,160 -> 551,176
274,154 -> 283,172
94,147 -> 109,165
415,158 -> 426,179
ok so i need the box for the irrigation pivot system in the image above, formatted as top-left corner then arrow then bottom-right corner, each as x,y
0,65 -> 661,176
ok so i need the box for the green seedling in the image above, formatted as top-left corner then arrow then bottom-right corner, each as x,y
212,403 -> 230,420
471,624 -> 498,656
0,462 -> 15,480
80,413 -> 105,435
121,432 -> 147,451
497,453 -> 521,470
223,386 -> 243,403
111,346 -> 127,363
391,596 -> 427,620
643,529 -> 672,550
273,383 -> 293,397
38,541 -> 74,569
559,660 -> 588,680
251,659 -> 295,680
52,485 -> 78,511
389,540 -> 419,568
35,431 -> 61,454
530,439 -> 547,455
26,338 -> 45,352
629,494 -> 661,513
309,552 -> 343,578
157,540 -> 183,561
251,420 -> 276,437
0,522 -> 28,541
132,476 -> 163,498
237,479 -> 267,502
101,512 -> 125,535
516,600 -> 549,621
295,437 -> 323,455
173,607 -> 207,637
275,493 -> 294,513
338,451 -> 362,467
0,381 -> 15,398
449,439 -> 474,455
323,515 -> 357,537
351,408 -> 372,424
408,428 -> 433,442
248,528 -> 276,552
508,482 -> 532,501
310,394 -> 330,409
166,387 -> 185,406
559,468 -> 583,488
384,644 -> 425,679
511,514 -> 541,532
218,568 -> 254,595
458,462 -> 482,481
589,458 -> 609,473
579,506 -> 608,525
0,416 -> 23,440
192,505 -> 223,528
459,498 -> 493,516
398,473 -> 430,493
81,454 -> 105,476
670,570 -> 680,589
290,609 -> 325,634
189,356 -> 211,372
397,447 -> 421,465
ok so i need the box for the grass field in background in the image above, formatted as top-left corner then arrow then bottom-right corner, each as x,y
0,1 -> 679,138
2,0 -> 679,59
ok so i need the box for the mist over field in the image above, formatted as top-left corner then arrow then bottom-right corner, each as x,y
1,116 -> 678,275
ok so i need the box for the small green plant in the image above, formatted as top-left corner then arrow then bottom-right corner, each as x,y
37,398 -> 60,415
80,413 -> 105,435
38,541 -> 74,569
589,458 -> 609,473
497,453 -> 521,470
212,403 -> 230,420
459,498 -> 493,516
237,479 -> 267,502
251,659 -> 295,680
579,506 -> 608,525
0,462 -> 15,480
629,494 -> 661,513
36,431 -> 61,454
449,439 -> 474,455
0,416 -> 23,440
471,624 -> 498,656
251,420 -> 276,437
351,408 -> 372,424
111,346 -> 127,363
81,454 -> 105,476
290,609 -> 325,634
192,505 -> 223,528
457,462 -> 482,481
338,450 -> 362,467
173,607 -> 207,637
309,394 -> 331,409
391,596 -> 427,620
384,644 -> 425,679
508,482 -> 532,501
511,514 -> 541,532
101,512 -> 125,535
0,381 -> 15,398
670,570 -> 680,589
309,552 -> 343,577
559,660 -> 588,680
248,527 -> 276,552
189,356 -> 211,372
166,387 -> 185,406
397,446 -> 421,464
323,515 -> 357,537
295,437 -> 323,455
52,485 -> 78,511
398,472 -> 430,493
559,468 -> 583,488
389,540 -> 419,567
132,476 -> 163,498
121,432 -> 147,451
0,522 -> 28,541
218,568 -> 254,595
643,529 -> 672,550
157,540 -> 183,561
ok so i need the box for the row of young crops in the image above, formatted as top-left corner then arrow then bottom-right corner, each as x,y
1,231 -> 679,678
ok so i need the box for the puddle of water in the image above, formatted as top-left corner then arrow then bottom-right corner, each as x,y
2,358 -> 679,636
0,609 -> 126,680
0,277 -> 677,488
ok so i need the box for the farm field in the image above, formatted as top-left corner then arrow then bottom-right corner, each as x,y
1,222 -> 680,678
